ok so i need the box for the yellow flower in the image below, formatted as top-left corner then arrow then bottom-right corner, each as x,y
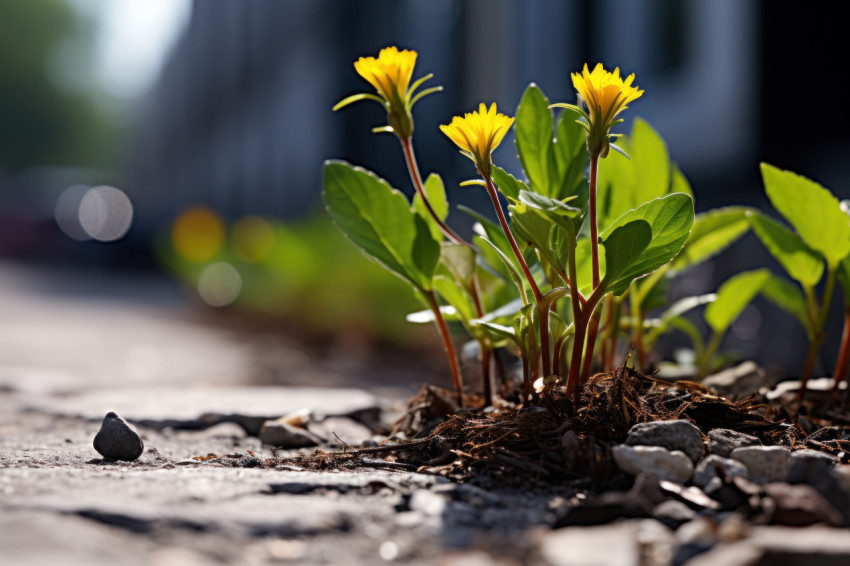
571,63 -> 642,128
353,46 -> 417,104
334,46 -> 442,140
552,63 -> 643,157
439,103 -> 515,176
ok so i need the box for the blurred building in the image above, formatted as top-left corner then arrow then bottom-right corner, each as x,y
131,0 -> 768,230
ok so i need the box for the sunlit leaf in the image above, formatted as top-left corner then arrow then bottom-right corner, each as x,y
600,193 -> 694,295
673,206 -> 753,271
515,84 -> 557,197
412,173 -> 448,241
704,269 -> 771,334
749,211 -> 823,288
433,275 -> 476,326
491,166 -> 527,202
760,273 -> 811,336
440,243 -> 477,290
601,220 -> 653,295
597,118 -> 673,229
761,163 -> 850,268
322,160 -> 439,291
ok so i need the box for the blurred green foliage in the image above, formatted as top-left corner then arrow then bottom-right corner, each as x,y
157,210 -> 423,345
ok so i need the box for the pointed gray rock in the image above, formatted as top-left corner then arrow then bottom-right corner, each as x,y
92,412 -> 144,461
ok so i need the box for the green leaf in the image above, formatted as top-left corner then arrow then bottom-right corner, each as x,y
760,163 -> 850,268
412,173 -> 449,241
509,201 -> 571,281
600,193 -> 695,294
461,205 -> 538,269
638,273 -> 673,312
552,108 -> 590,205
673,206 -> 753,271
515,84 -> 556,197
704,269 -> 771,334
476,235 -> 526,300
322,160 -> 439,291
671,164 -> 693,197
509,201 -> 554,252
478,321 -> 517,346
597,119 -> 672,229
760,273 -> 811,335
601,220 -> 653,295
513,303 -> 540,360
491,166 -> 528,202
440,244 -> 477,291
749,211 -> 824,288
645,293 -> 717,345
518,189 -> 581,236
406,305 -> 460,324
433,275 -> 476,326
631,119 -> 670,203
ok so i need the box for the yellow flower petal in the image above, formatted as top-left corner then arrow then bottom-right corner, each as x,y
354,46 -> 418,103
440,103 -> 514,174
570,62 -> 643,127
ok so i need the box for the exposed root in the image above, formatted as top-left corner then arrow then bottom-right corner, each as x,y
274,366 -> 850,487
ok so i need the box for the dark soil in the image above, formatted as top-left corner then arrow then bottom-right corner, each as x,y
273,365 -> 850,489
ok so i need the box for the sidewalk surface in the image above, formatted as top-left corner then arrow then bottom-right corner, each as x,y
2,261 -> 849,566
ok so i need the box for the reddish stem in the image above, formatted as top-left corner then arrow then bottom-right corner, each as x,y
425,291 -> 464,406
483,176 -> 550,384
400,137 -> 465,246
579,153 -> 602,381
833,308 -> 850,393
401,136 -> 494,403
797,336 -> 821,402
589,154 -> 601,289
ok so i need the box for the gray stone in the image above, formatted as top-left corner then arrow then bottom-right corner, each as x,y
561,430 -> 580,469
791,449 -> 838,464
730,446 -> 791,483
624,420 -> 704,462
703,361 -> 769,398
763,482 -> 844,527
26,386 -> 380,434
651,500 -> 695,530
767,377 -> 845,401
687,526 -> 850,566
708,428 -> 760,458
306,417 -> 373,447
693,454 -> 748,488
612,445 -> 694,483
92,412 -> 144,461
258,419 -> 322,448
833,465 -> 850,493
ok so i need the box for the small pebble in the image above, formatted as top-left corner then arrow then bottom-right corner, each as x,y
92,411 -> 144,462
625,420 -> 705,462
612,445 -> 694,483
708,428 -> 760,458
693,454 -> 748,488
730,446 -> 790,483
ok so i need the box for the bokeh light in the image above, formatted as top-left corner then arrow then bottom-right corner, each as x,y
79,186 -> 134,242
197,262 -> 242,307
231,215 -> 276,263
55,185 -> 93,242
171,206 -> 225,263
